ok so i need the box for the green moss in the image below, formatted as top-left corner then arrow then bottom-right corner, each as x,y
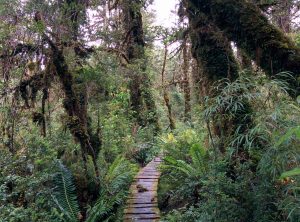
187,11 -> 239,95
188,0 -> 300,96
66,116 -> 88,140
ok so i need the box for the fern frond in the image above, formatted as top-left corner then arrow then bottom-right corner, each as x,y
86,191 -> 125,222
189,143 -> 206,170
164,157 -> 194,176
86,156 -> 137,222
52,161 -> 80,222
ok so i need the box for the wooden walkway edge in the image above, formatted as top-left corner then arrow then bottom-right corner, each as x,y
124,157 -> 162,222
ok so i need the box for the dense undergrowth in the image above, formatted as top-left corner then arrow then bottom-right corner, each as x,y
1,61 -> 299,222
0,51 -> 160,222
0,1 -> 300,221
158,73 -> 300,222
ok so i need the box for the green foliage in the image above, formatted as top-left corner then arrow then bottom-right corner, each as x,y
52,156 -> 137,222
281,168 -> 300,179
86,156 -> 136,221
52,161 -> 81,222
159,72 -> 300,221
0,126 -> 66,222
158,129 -> 207,211
162,143 -> 207,178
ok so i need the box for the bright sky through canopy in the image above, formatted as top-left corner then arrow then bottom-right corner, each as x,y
150,0 -> 179,28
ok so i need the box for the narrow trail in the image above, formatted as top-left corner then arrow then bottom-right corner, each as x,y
124,156 -> 162,222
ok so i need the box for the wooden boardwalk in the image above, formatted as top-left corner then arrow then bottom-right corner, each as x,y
124,157 -> 162,222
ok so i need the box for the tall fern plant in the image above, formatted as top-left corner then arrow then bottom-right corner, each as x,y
163,143 -> 208,179
159,131 -> 209,205
86,156 -> 137,222
52,157 -> 137,222
52,161 -> 81,222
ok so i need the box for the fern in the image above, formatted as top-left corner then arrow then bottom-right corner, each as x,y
86,156 -> 137,222
52,161 -> 80,222
52,157 -> 137,222
162,144 -> 208,178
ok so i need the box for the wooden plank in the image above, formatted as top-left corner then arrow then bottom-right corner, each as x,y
135,176 -> 160,179
137,173 -> 160,176
128,193 -> 157,200
130,184 -> 157,191
130,189 -> 158,194
124,203 -> 157,208
124,156 -> 162,221
124,219 -> 160,222
126,197 -> 158,204
124,214 -> 160,219
124,207 -> 160,214
134,179 -> 159,182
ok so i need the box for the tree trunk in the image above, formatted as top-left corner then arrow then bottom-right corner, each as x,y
272,0 -> 292,33
185,7 -> 252,153
121,0 -> 160,132
237,48 -> 253,70
44,0 -> 101,178
186,0 -> 300,97
182,39 -> 191,122
161,44 -> 176,130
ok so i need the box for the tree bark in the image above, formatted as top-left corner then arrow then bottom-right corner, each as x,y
161,44 -> 176,130
44,0 -> 101,178
121,0 -> 160,132
237,48 -> 253,70
185,0 -> 300,97
182,39 -> 191,122
185,7 -> 252,153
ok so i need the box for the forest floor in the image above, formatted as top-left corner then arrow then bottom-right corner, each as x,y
124,157 -> 163,222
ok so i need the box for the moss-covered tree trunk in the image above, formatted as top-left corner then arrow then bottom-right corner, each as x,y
121,0 -> 160,132
237,48 -> 253,70
185,0 -> 300,97
185,5 -> 252,152
161,44 -> 176,130
191,57 -> 202,103
42,0 -> 101,178
182,39 -> 191,122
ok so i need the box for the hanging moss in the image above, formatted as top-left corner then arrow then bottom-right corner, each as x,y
32,112 -> 44,125
187,0 -> 300,97
66,116 -> 88,141
46,38 -> 100,178
19,72 -> 44,107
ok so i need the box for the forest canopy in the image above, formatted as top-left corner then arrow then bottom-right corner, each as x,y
0,0 -> 300,221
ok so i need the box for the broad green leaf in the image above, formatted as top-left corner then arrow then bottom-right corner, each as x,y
280,168 -> 300,179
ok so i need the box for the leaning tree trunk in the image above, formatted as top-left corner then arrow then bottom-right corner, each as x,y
42,0 -> 101,178
182,38 -> 191,122
185,0 -> 300,97
161,44 -> 176,130
185,6 -> 252,153
121,0 -> 160,132
237,48 -> 253,70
